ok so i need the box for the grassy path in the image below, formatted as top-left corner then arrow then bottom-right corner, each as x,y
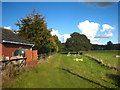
9,53 -> 119,88
84,50 -> 120,70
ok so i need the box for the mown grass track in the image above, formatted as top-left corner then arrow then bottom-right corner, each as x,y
9,53 -> 119,88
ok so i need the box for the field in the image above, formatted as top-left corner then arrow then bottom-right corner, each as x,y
84,50 -> 120,70
7,52 -> 120,88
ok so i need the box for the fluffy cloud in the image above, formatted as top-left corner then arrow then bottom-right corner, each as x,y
89,38 -> 100,44
51,29 -> 71,43
51,29 -> 60,37
61,34 -> 71,43
100,24 -> 114,32
95,32 -> 113,38
51,21 -> 114,44
4,26 -> 11,30
50,29 -> 61,40
78,20 -> 100,44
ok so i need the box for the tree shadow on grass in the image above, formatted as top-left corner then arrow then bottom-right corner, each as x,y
60,52 -> 69,54
106,74 -> 120,87
58,67 -> 108,89
60,52 -> 83,55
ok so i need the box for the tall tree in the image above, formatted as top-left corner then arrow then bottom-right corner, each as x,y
16,9 -> 57,54
52,35 -> 62,52
65,32 -> 91,52
106,41 -> 113,50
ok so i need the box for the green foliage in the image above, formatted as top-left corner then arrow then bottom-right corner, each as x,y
65,32 -> 92,52
106,41 -> 114,50
16,9 -> 57,54
52,35 -> 62,52
9,54 -> 118,88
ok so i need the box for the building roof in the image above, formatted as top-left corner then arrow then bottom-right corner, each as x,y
0,28 -> 34,46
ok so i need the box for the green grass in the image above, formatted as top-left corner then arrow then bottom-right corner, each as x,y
9,53 -> 119,88
84,50 -> 120,69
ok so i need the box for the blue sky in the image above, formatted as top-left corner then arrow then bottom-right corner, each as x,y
2,2 -> 118,44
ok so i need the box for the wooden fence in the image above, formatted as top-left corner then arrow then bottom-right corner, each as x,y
0,58 -> 26,70
1,58 -> 26,77
1,51 -> 56,78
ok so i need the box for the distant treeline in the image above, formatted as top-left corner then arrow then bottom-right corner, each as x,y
92,41 -> 120,50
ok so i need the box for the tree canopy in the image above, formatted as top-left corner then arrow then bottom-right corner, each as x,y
16,10 -> 58,54
106,41 -> 113,50
52,35 -> 62,52
65,32 -> 92,52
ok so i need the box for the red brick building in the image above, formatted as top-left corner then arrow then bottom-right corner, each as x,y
0,28 -> 34,60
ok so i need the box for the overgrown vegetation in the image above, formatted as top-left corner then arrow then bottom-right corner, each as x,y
16,9 -> 61,54
8,53 -> 119,88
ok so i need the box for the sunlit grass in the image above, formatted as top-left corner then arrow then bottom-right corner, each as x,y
9,53 -> 119,88
84,50 -> 120,69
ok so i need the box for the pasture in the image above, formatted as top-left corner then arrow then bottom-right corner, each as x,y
8,52 -> 120,88
84,50 -> 120,70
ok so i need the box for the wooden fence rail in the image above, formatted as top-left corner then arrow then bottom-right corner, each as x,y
0,58 -> 26,63
0,58 -> 26,71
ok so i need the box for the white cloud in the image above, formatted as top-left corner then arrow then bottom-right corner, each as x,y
50,29 -> 61,40
78,20 -> 100,44
95,32 -> 113,38
100,24 -> 114,32
51,29 -> 71,43
61,34 -> 71,43
90,38 -> 100,44
51,29 -> 60,37
51,21 -> 115,45
4,26 -> 11,30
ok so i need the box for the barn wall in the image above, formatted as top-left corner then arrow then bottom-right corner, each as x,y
2,43 -> 32,58
25,50 -> 38,66
32,50 -> 38,61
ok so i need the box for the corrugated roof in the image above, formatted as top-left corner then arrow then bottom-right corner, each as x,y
0,28 -> 33,46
